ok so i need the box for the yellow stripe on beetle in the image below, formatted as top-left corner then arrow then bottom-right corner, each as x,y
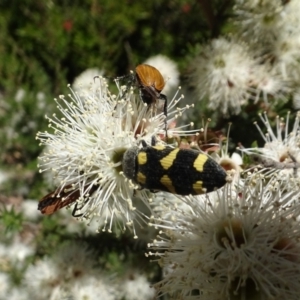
137,151 -> 148,165
137,172 -> 146,185
153,144 -> 165,151
160,148 -> 180,170
193,154 -> 208,172
160,175 -> 176,193
193,180 -> 204,194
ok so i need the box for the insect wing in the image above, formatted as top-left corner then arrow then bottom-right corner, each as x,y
38,187 -> 80,215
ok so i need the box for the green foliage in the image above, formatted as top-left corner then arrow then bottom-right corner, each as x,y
0,0 -> 213,92
0,205 -> 24,235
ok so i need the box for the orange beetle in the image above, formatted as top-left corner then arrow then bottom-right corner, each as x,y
135,64 -> 166,106
115,64 -> 168,132
135,64 -> 168,133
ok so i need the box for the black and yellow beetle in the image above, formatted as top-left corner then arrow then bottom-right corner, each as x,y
122,139 -> 227,196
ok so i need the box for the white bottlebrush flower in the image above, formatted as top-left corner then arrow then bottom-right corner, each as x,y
24,242 -> 104,300
72,68 -> 104,93
150,191 -> 194,230
128,195 -> 160,243
280,0 -> 300,35
248,65 -> 289,104
0,238 -> 34,272
122,273 -> 155,300
235,0 -> 300,83
193,38 -> 256,115
36,91 -> 47,111
5,239 -> 34,263
0,272 -> 10,298
52,241 -> 96,281
3,287 -> 30,300
292,87 -> 300,109
57,207 -> 101,234
36,77 -> 195,234
213,149 -> 242,182
24,257 -> 60,299
233,0 -> 284,44
0,170 -> 9,186
242,111 -> 300,187
70,275 -> 119,300
148,175 -> 300,299
271,32 -> 300,82
22,199 -> 41,221
143,54 -> 180,95
15,88 -> 26,103
207,124 -> 243,180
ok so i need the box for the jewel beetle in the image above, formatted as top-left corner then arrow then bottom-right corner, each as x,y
122,139 -> 227,196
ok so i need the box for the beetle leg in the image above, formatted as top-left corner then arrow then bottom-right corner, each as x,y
139,136 -> 157,148
159,93 -> 168,138
114,73 -> 135,100
151,135 -> 157,146
71,202 -> 84,218
71,198 -> 91,218
93,75 -> 101,82
141,139 -> 148,147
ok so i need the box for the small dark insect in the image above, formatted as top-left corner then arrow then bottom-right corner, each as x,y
122,137 -> 227,196
38,184 -> 97,217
